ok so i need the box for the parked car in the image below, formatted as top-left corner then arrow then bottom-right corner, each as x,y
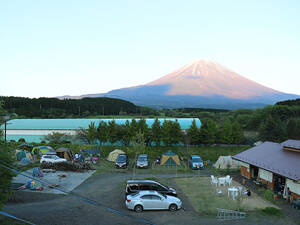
126,180 -> 177,196
40,155 -> 67,164
189,155 -> 204,169
126,190 -> 182,212
136,154 -> 149,168
115,154 -> 128,168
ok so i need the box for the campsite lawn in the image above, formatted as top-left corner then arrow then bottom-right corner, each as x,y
175,177 -> 279,215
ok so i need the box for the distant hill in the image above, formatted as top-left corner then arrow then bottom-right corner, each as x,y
0,96 -> 139,118
276,98 -> 300,106
59,60 -> 300,109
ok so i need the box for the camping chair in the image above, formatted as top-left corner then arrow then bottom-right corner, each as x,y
225,175 -> 231,186
218,178 -> 226,186
211,175 -> 218,186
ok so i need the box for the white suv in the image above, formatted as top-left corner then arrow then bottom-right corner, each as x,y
40,155 -> 67,164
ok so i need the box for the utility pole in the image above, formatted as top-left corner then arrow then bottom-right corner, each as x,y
3,115 -> 10,142
4,121 -> 7,142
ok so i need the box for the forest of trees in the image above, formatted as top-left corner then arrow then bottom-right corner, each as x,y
2,95 -> 300,144
0,96 -> 140,117
56,118 -> 246,146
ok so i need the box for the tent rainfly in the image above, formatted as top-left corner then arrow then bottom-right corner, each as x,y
213,156 -> 239,169
56,147 -> 74,161
107,149 -> 125,162
160,151 -> 180,166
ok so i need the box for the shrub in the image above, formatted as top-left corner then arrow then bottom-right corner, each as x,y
18,138 -> 26,143
263,189 -> 274,202
261,207 -> 282,216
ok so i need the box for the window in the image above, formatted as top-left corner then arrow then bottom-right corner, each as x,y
151,195 -> 161,200
141,195 -> 152,200
140,184 -> 150,190
129,184 -> 138,191
151,184 -> 165,191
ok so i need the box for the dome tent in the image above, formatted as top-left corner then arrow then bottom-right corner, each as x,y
107,149 -> 125,162
32,146 -> 55,155
16,150 -> 26,161
213,156 -> 239,169
160,151 -> 180,166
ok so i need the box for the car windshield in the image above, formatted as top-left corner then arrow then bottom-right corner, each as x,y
117,155 -> 126,162
192,158 -> 201,162
138,156 -> 147,161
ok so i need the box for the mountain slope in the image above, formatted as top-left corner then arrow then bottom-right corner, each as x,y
147,60 -> 279,99
62,60 -> 299,109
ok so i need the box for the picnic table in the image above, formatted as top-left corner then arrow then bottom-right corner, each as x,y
228,187 -> 239,200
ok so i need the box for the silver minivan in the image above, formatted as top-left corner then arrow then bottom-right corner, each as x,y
136,154 -> 149,168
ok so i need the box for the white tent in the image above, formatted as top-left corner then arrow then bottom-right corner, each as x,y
107,149 -> 125,162
213,156 -> 240,169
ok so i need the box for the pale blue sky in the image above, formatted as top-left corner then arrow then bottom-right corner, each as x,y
1,0 -> 300,97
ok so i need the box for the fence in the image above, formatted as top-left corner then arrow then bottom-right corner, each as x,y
216,208 -> 246,220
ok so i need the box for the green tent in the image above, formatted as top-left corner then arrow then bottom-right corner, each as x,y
32,146 -> 54,155
16,151 -> 26,161
160,151 -> 181,166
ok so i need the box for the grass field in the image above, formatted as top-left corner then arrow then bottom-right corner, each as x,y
175,177 -> 278,215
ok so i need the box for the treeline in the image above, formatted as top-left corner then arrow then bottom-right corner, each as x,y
71,118 -> 245,146
0,96 -> 139,118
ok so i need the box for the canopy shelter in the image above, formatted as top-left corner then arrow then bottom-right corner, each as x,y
32,146 -> 55,155
16,143 -> 34,151
160,151 -> 180,166
56,147 -> 74,161
107,149 -> 125,162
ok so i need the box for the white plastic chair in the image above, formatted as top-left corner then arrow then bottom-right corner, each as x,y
218,178 -> 226,186
227,177 -> 232,186
225,175 -> 231,186
211,175 -> 218,186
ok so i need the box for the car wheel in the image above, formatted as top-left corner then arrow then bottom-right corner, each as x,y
169,204 -> 177,212
134,205 -> 143,213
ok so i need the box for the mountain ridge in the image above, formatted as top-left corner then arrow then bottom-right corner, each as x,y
58,60 -> 299,109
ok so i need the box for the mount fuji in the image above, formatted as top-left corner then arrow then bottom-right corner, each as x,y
61,60 -> 299,109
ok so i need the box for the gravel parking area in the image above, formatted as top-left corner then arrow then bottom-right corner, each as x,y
4,172 -> 299,225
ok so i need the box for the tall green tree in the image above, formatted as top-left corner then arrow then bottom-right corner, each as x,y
161,120 -> 182,146
186,119 -> 200,145
259,115 -> 287,142
287,118 -> 300,140
43,132 -> 72,144
219,119 -> 233,144
87,122 -> 98,144
151,118 -> 161,146
97,121 -> 109,145
107,120 -> 119,145
137,119 -> 150,145
231,121 -> 245,144
0,100 -> 7,140
0,144 -> 15,210
199,119 -> 218,144
119,120 -> 131,146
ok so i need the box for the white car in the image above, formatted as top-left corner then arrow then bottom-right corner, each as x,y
40,155 -> 67,164
125,190 -> 182,212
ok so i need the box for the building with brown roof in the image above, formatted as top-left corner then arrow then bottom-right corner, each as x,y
232,140 -> 300,200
